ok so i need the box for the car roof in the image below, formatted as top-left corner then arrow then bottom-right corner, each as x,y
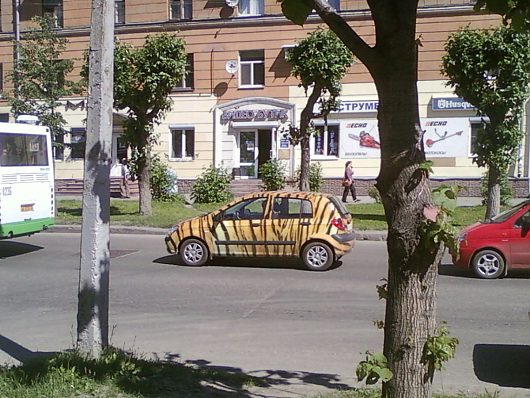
237,191 -> 334,201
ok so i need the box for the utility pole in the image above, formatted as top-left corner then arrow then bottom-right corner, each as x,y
77,0 -> 115,358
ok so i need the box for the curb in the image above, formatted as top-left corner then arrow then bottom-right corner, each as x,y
49,225 -> 388,241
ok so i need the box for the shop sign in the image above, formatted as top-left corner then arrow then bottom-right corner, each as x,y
432,97 -> 475,111
314,100 -> 379,114
340,117 -> 471,159
280,138 -> 290,148
221,108 -> 288,121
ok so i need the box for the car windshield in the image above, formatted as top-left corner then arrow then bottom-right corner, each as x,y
488,201 -> 529,223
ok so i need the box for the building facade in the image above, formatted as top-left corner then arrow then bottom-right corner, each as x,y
0,0 -> 528,197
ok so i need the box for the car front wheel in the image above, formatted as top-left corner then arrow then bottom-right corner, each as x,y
302,242 -> 334,271
180,239 -> 208,266
471,249 -> 505,279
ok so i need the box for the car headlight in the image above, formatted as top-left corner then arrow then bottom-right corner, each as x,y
167,225 -> 179,235
456,232 -> 467,244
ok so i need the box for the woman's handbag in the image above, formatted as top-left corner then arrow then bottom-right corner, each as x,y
342,178 -> 352,187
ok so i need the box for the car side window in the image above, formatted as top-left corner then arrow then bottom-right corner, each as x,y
222,197 -> 267,220
514,210 -> 530,228
272,198 -> 313,219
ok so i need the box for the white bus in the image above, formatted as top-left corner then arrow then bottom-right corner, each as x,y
0,122 -> 55,238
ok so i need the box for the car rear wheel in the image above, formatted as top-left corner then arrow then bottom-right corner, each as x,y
302,242 -> 334,271
471,249 -> 505,279
180,239 -> 208,266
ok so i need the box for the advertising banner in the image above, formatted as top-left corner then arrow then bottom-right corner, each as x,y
340,118 -> 470,158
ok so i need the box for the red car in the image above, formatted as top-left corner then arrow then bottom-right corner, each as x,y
454,199 -> 530,279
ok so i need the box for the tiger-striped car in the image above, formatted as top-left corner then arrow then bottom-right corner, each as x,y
165,191 -> 355,271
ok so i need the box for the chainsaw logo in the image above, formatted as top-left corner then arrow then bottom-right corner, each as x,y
424,128 -> 463,148
348,131 -> 380,149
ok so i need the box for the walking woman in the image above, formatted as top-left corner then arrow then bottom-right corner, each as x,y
342,161 -> 359,203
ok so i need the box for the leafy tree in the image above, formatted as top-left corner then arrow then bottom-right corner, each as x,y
282,1 -> 450,397
111,33 -> 188,215
286,27 -> 353,191
7,16 -> 80,152
475,0 -> 530,30
442,26 -> 530,218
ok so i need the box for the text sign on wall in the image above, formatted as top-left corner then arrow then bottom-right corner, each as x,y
221,108 -> 288,121
431,97 -> 476,111
340,118 -> 471,159
314,100 -> 379,114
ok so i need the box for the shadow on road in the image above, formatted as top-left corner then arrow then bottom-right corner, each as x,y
473,344 -> 530,388
164,352 -> 352,393
0,241 -> 43,259
438,263 -> 530,279
0,335 -> 55,363
154,255 -> 344,271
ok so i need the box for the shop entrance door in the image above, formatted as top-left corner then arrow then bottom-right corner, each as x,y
239,131 -> 258,178
257,129 -> 272,178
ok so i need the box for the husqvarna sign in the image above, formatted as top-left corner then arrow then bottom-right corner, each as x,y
432,97 -> 476,111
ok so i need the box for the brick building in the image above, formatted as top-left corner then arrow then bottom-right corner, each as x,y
0,0 -> 527,197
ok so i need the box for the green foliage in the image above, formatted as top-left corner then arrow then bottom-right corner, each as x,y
422,323 -> 459,381
356,352 -> 393,385
191,164 -> 233,204
474,0 -> 530,31
7,16 -> 81,149
259,159 -> 287,191
296,162 -> 324,192
419,185 -> 461,258
480,170 -> 513,206
150,156 -> 179,202
367,186 -> 381,204
442,26 -> 530,171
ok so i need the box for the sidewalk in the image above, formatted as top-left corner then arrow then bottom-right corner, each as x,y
49,224 -> 389,241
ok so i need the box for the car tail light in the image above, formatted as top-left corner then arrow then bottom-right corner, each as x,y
331,217 -> 346,231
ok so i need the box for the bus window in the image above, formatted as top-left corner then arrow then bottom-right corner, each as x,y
0,133 -> 48,166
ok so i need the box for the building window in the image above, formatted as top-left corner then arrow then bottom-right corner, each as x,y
314,124 -> 339,157
170,0 -> 192,20
69,128 -> 86,159
239,50 -> 264,88
53,132 -> 64,161
43,0 -> 63,28
470,117 -> 489,156
115,0 -> 125,24
170,127 -> 194,160
239,0 -> 264,16
173,54 -> 194,91
328,0 -> 340,11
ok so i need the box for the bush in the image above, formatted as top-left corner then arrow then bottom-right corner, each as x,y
480,170 -> 512,206
191,164 -> 233,203
367,186 -> 381,204
259,159 -> 286,191
150,156 -> 180,202
296,162 -> 324,192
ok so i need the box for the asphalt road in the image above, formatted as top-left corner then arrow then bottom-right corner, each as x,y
1,232 -> 529,397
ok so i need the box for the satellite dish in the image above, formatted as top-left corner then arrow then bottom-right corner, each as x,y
226,0 -> 239,7
225,60 -> 238,74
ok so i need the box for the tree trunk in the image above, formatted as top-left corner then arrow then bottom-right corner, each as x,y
299,136 -> 310,191
138,144 -> 153,216
373,29 -> 442,398
485,165 -> 501,220
77,0 -> 114,358
298,85 -> 322,192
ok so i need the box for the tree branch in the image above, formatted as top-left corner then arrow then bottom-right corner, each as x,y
312,0 -> 381,74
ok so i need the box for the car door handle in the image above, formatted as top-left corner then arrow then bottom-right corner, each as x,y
300,221 -> 311,226
251,222 -> 261,227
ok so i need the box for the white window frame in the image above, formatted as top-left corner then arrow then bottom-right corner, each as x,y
239,50 -> 265,88
173,54 -> 194,91
238,0 -> 264,16
170,0 -> 192,20
69,127 -> 86,160
170,126 -> 195,161
469,116 -> 489,157
115,0 -> 125,24
311,123 -> 340,159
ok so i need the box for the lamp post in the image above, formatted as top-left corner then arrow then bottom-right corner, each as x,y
12,0 -> 21,99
